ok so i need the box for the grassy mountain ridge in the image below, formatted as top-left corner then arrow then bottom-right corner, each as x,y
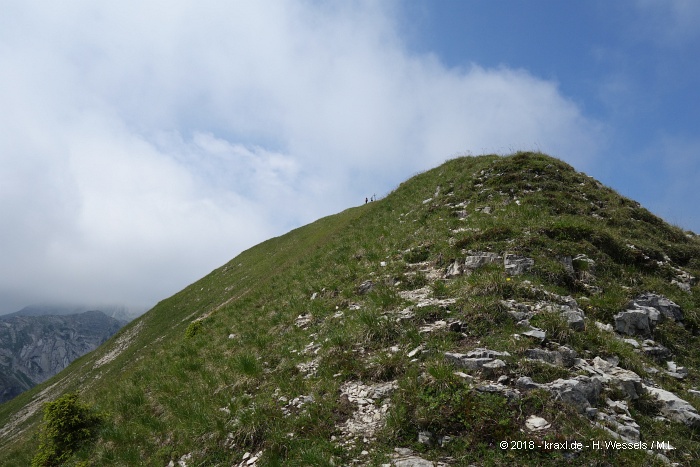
1,152 -> 699,465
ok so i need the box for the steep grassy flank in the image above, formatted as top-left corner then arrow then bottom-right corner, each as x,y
1,152 -> 699,466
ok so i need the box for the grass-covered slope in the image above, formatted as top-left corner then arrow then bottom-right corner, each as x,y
1,152 -> 699,466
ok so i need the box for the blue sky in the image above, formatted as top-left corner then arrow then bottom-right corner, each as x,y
0,1 -> 698,313
402,0 -> 700,227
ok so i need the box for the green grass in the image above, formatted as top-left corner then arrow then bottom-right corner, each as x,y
1,152 -> 699,466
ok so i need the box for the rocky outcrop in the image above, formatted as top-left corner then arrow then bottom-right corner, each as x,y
444,251 -> 501,278
337,380 -> 397,446
0,311 -> 124,402
577,357 -> 643,400
502,292 -> 586,332
517,375 -> 602,413
504,254 -> 534,276
644,386 -> 700,428
444,251 -> 535,278
596,399 -> 642,443
614,293 -> 683,336
614,310 -> 652,336
631,293 -> 683,322
525,346 -> 578,367
445,348 -> 510,372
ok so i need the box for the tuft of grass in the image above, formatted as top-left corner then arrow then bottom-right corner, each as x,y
235,353 -> 262,377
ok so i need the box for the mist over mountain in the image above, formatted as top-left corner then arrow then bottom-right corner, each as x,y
2,304 -> 146,323
0,153 -> 698,466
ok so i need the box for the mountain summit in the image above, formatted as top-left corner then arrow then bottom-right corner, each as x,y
1,152 -> 698,466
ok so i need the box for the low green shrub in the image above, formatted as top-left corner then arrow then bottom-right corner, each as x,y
32,392 -> 104,467
184,320 -> 203,339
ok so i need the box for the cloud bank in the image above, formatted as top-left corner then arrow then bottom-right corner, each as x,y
0,1 -> 603,313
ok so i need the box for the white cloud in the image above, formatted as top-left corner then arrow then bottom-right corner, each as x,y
0,1 -> 603,313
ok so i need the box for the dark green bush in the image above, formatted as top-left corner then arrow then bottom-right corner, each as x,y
32,392 -> 103,467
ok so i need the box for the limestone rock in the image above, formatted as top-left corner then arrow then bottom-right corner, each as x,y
504,254 -> 534,276
515,376 -> 541,391
393,455 -> 436,467
559,256 -> 574,275
358,280 -> 374,294
338,381 -> 397,444
476,382 -> 521,400
614,310 -> 651,336
577,357 -> 643,400
516,375 -> 602,413
521,328 -> 546,341
641,340 -> 671,361
559,305 -> 586,331
573,253 -> 596,283
445,348 -> 510,371
672,280 -> 691,293
445,252 -> 502,278
536,296 -> 586,331
444,261 -> 462,278
525,415 -> 551,431
666,361 -> 688,380
294,314 -> 312,328
417,431 -> 433,445
547,376 -> 602,413
464,252 -> 502,270
389,448 -> 450,467
398,287 -> 456,309
630,293 -> 683,322
644,385 -> 700,428
525,346 -> 578,367
596,399 -> 641,442
615,293 -> 684,336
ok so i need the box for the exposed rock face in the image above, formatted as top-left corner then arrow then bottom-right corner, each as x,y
614,293 -> 683,336
630,293 -> 683,322
445,348 -> 510,371
578,357 -> 643,400
465,252 -> 502,270
502,292 -> 586,332
517,375 -> 602,413
444,251 -> 501,278
444,251 -> 537,279
525,346 -> 578,368
547,376 -> 602,413
614,310 -> 652,336
644,386 -> 700,428
504,254 -> 534,276
597,399 -> 641,442
0,311 -> 124,402
337,380 -> 397,445
526,415 -> 551,431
